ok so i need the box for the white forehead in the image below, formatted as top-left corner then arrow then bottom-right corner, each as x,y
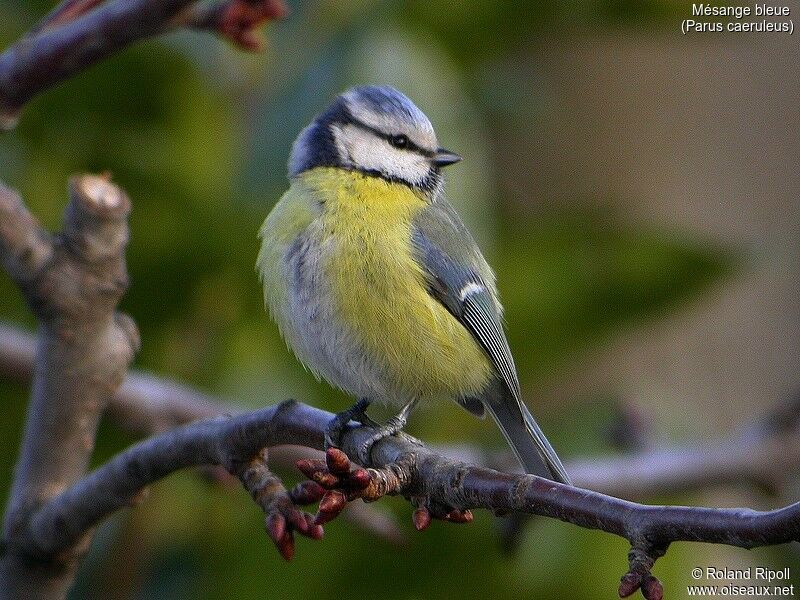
343,87 -> 438,151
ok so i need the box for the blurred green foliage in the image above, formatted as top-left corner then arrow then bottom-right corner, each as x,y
1,1 -> 781,599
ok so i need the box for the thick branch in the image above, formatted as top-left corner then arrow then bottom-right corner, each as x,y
0,0 -> 287,128
15,400 -> 799,598
0,176 -> 137,600
25,406 -> 288,556
0,322 -> 405,542
2,321 -> 799,501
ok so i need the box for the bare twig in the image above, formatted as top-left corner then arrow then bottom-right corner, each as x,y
230,448 -> 323,560
0,0 -> 287,128
566,429 -> 800,498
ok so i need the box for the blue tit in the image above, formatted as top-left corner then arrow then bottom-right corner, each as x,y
257,85 -> 570,484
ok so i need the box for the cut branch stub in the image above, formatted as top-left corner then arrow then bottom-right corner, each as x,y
19,174 -> 133,325
64,174 -> 130,261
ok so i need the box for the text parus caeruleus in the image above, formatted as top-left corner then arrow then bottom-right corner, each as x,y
257,85 -> 570,484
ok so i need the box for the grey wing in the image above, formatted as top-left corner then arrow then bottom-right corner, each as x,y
409,214 -> 521,401
411,199 -> 571,484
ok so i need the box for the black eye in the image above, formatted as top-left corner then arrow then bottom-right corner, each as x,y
389,134 -> 409,149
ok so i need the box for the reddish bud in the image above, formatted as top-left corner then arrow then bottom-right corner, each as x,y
325,447 -> 351,474
266,513 -> 286,545
289,481 -> 326,505
641,576 -> 663,600
348,468 -> 371,490
445,509 -> 473,524
308,523 -> 325,540
315,490 -> 347,524
319,489 -> 347,513
311,471 -> 340,488
413,508 -> 432,531
618,572 -> 641,598
277,531 -> 294,561
294,513 -> 323,540
216,0 -> 289,52
295,458 -> 325,478
286,509 -> 309,534
236,29 -> 265,52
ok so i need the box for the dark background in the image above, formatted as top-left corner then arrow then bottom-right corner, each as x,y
1,0 -> 798,597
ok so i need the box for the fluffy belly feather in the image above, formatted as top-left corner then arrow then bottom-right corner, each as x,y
261,168 -> 493,405
326,231 -> 492,402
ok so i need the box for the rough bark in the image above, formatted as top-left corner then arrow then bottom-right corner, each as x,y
0,176 -> 137,599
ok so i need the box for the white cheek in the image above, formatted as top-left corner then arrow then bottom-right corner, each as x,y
354,141 -> 430,183
338,125 -> 430,185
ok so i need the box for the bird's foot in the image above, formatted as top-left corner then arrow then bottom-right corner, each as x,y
355,398 -> 420,464
324,398 -> 373,449
295,448 -> 473,530
356,415 -> 407,464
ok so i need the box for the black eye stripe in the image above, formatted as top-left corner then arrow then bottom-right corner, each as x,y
350,119 -> 434,157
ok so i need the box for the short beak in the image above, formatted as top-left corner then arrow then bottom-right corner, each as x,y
432,148 -> 462,167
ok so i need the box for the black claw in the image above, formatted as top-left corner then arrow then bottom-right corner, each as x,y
357,416 -> 407,464
354,399 -> 419,464
325,398 -> 372,449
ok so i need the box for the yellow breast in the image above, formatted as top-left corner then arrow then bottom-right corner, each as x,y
303,168 -> 493,401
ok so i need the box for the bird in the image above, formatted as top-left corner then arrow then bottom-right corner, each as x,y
257,85 -> 571,484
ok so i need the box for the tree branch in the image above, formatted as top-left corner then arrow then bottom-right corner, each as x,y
174,0 -> 289,51
0,175 -> 137,599
7,399 -> 797,600
0,325 -> 410,545
2,192 -> 792,600
2,321 -> 800,502
1,3 -> 798,599
0,0 -> 287,129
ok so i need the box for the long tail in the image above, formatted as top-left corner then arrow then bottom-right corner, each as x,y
484,381 -> 571,485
